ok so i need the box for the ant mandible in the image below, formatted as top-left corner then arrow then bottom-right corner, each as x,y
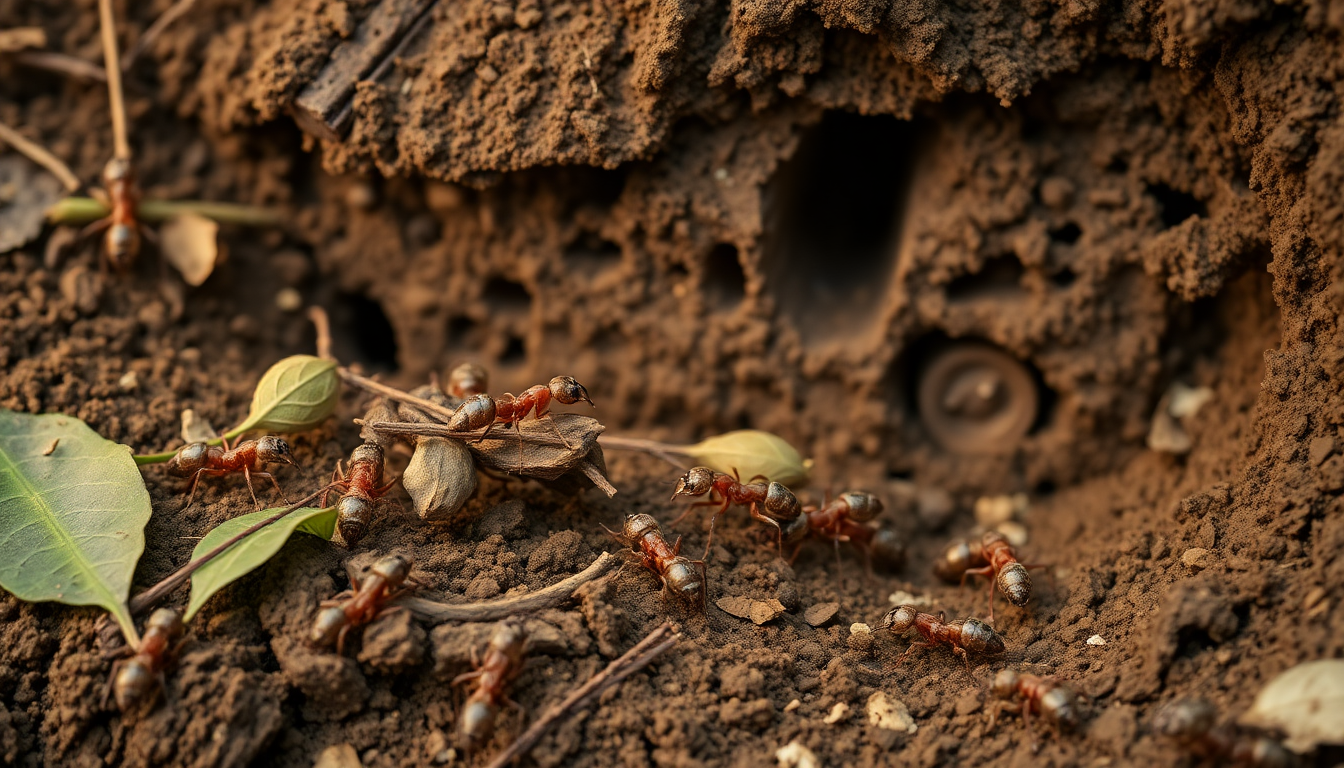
322,442 -> 400,546
988,669 -> 1081,752
310,554 -> 417,654
604,513 -> 707,608
165,435 -> 297,511
108,607 -> 184,712
782,491 -> 906,575
880,604 -> 1005,673
960,531 -> 1053,623
1153,699 -> 1296,768
454,619 -> 528,752
670,466 -> 802,560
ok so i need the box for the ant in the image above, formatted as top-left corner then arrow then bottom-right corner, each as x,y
108,607 -> 184,712
447,362 -> 489,400
165,435 -> 297,511
310,554 -> 417,654
453,619 -> 527,752
604,513 -> 707,607
782,491 -> 905,575
880,604 -> 1005,673
322,442 -> 400,546
670,466 -> 802,560
988,669 -> 1081,751
932,537 -> 988,584
83,158 -> 153,273
447,376 -> 594,472
1153,699 -> 1296,768
955,531 -> 1053,623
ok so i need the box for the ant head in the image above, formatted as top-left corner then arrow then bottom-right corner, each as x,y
549,376 -> 594,406
371,553 -> 413,584
448,394 -> 497,432
457,700 -> 500,752
881,605 -> 919,633
933,540 -> 975,583
447,362 -> 489,399
622,513 -> 659,541
113,659 -> 156,712
349,442 -> 384,467
960,619 -> 1005,655
1041,686 -> 1081,730
491,619 -> 527,652
337,496 -> 374,546
871,528 -> 907,570
256,436 -> 297,466
145,608 -> 185,639
1153,699 -> 1217,740
763,482 -> 801,520
997,563 -> 1032,606
664,558 -> 704,605
840,491 -> 883,522
991,669 -> 1019,700
981,529 -> 1008,548
102,157 -> 133,184
309,606 -> 347,647
782,514 -> 810,545
671,467 -> 715,500
105,224 -> 140,272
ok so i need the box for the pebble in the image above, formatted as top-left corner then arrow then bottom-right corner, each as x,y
866,691 -> 917,734
822,702 -> 850,724
775,741 -> 819,768
275,287 -> 303,312
886,590 -> 931,606
850,623 -> 871,635
803,602 -> 839,627
783,699 -> 801,713
1181,547 -> 1212,570
1086,634 -> 1107,646
996,521 -> 1030,547
974,494 -> 1028,526
118,370 -> 139,392
313,744 -> 360,768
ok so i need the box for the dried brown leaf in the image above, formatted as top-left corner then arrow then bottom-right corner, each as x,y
467,414 -> 603,481
159,212 -> 219,286
0,155 -> 63,253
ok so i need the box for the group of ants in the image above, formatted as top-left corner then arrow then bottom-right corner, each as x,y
107,368 -> 1292,765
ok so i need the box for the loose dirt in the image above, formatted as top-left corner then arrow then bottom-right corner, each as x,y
2,0 -> 1343,766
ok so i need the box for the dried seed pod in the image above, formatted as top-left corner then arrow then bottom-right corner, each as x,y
359,398 -> 402,448
403,436 -> 478,523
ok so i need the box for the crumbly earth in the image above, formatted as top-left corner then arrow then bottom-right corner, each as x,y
3,0 -> 1344,766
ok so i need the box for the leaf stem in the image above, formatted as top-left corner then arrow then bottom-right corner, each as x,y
127,485 -> 331,616
485,622 -> 680,768
596,435 -> 691,468
47,197 -> 283,227
397,552 -> 618,624
339,369 -> 458,423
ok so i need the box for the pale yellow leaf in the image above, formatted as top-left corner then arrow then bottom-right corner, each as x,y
160,213 -> 219,286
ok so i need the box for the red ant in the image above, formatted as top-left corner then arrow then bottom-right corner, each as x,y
880,604 -> 1005,672
322,442 -> 400,546
447,362 -> 489,399
959,531 -> 1053,623
670,466 -> 802,560
83,158 -> 153,273
165,435 -> 296,510
932,537 -> 988,584
988,669 -> 1081,751
604,513 -> 707,607
782,491 -> 906,574
453,620 -> 527,752
309,554 -> 416,654
447,376 -> 594,471
108,608 -> 184,712
1153,699 -> 1296,768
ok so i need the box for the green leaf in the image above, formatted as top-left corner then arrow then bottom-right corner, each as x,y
679,429 -> 812,486
0,410 -> 152,645
227,355 -> 339,438
184,505 -> 336,621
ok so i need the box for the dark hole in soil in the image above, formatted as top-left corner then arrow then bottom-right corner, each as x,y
946,254 -> 1027,302
501,334 -> 526,364
1034,479 -> 1057,496
1050,223 -> 1082,244
483,277 -> 532,314
448,314 -> 476,342
705,243 -> 746,308
565,232 -> 622,274
332,292 -> 398,372
1147,183 -> 1207,228
1107,157 -> 1129,174
763,111 -> 919,344
1052,267 -> 1079,288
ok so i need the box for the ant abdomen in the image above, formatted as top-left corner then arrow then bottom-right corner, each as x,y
309,606 -> 347,647
762,482 -> 801,521
457,700 -> 499,751
871,528 -> 906,570
996,563 -> 1032,606
958,619 -> 1005,654
337,496 -> 374,546
839,491 -> 883,522
448,393 -> 497,432
165,442 -> 210,475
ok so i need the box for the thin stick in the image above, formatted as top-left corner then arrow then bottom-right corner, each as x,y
121,0 -> 199,70
0,121 -> 81,192
339,368 -> 458,423
308,306 -> 335,361
127,485 -> 331,616
486,623 -> 680,768
13,50 -> 108,83
98,0 -> 132,160
597,435 -> 690,468
398,552 -> 618,624
580,460 -> 618,497
357,419 -> 568,448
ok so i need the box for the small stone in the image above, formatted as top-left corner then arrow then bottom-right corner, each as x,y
345,182 -> 377,210
313,744 -> 361,768
1039,176 -> 1075,209
823,701 -> 850,724
974,494 -> 1027,526
515,7 -> 543,28
476,64 -> 500,83
1181,548 -> 1212,571
229,314 -> 260,340
803,602 -> 839,627
886,591 -> 930,606
1086,634 -> 1107,646
275,287 -> 303,312
1305,586 -> 1327,611
783,699 -> 801,713
775,741 -> 818,768
180,409 -> 218,443
118,370 -> 139,392
714,167 -> 730,182
849,623 -> 871,635
866,691 -> 917,734
59,265 -> 103,315
916,487 -> 955,530
425,730 -> 449,763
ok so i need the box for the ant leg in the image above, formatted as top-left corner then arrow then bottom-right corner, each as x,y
183,468 -> 228,510
954,646 -> 971,673
669,499 -> 719,527
694,560 -> 708,608
671,535 -> 683,556
962,566 -> 996,622
1022,706 -> 1040,753
472,422 -> 495,444
787,542 -> 805,566
833,537 -> 845,586
336,624 -> 350,656
252,471 -> 289,505
892,641 -> 933,667
700,499 -> 733,561
543,414 -> 573,450
242,466 -> 261,511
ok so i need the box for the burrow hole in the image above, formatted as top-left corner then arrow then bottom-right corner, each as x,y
704,243 -> 746,309
331,292 -> 399,372
1147,183 -> 1207,229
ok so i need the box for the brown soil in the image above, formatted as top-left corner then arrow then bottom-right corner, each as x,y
3,0 -> 1344,766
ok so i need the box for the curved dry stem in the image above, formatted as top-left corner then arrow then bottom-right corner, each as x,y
0,121 -> 80,192
121,0 -> 198,70
97,0 -> 131,161
308,306 -> 334,361
340,369 -> 458,423
13,50 -> 108,83
397,552 -> 619,624
597,435 -> 691,468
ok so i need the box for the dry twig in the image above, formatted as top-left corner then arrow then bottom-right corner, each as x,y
121,0 -> 199,70
12,50 -> 108,83
0,121 -> 81,192
308,306 -> 335,361
485,622 -> 680,768
398,552 -> 618,624
97,0 -> 132,160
